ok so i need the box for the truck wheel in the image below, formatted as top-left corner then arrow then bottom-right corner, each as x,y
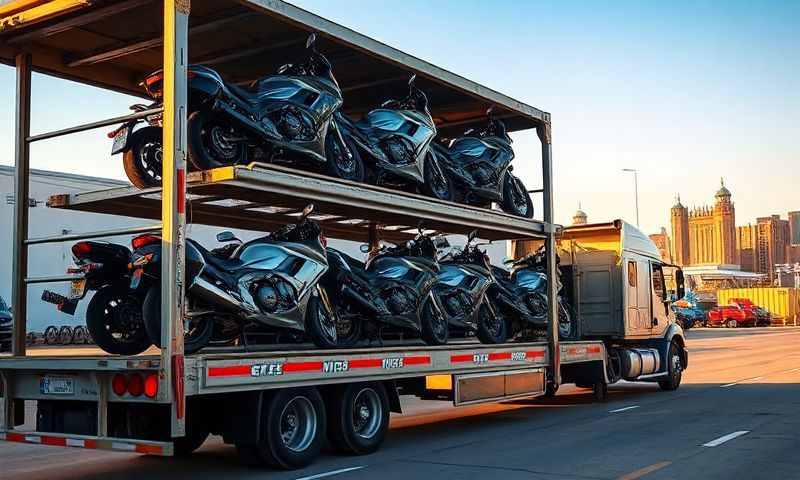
476,304 -> 507,344
658,342 -> 683,391
726,318 -> 738,328
237,388 -> 326,469
173,399 -> 211,456
327,382 -> 390,455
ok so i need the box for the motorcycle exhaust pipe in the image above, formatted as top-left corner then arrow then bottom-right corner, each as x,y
189,276 -> 242,312
342,285 -> 380,315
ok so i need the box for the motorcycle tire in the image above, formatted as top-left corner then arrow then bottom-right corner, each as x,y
43,326 -> 58,345
421,152 -> 454,202
501,173 -> 534,218
420,298 -> 449,345
476,304 -> 508,344
85,287 -> 151,355
122,126 -> 164,189
325,131 -> 365,182
558,299 -> 578,340
306,295 -> 359,348
187,110 -> 248,170
58,325 -> 74,345
142,285 -> 213,354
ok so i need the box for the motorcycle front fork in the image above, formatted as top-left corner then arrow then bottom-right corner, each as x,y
329,121 -> 353,160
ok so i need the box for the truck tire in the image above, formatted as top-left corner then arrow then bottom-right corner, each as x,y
327,382 -> 390,455
173,399 -> 210,456
658,342 -> 683,391
237,387 -> 326,469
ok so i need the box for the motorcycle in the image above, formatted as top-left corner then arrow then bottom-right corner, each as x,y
320,227 -> 450,347
488,247 -> 577,340
333,75 -> 454,201
434,230 -> 507,344
132,205 -> 338,353
109,33 -> 364,188
41,240 -> 152,355
431,108 -> 533,217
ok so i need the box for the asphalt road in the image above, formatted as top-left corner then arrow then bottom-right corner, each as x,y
2,327 -> 799,480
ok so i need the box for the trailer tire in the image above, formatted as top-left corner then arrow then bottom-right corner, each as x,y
658,342 -> 683,391
327,382 -> 390,455
238,388 -> 326,469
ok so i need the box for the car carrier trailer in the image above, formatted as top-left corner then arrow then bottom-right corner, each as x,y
0,0 -> 661,470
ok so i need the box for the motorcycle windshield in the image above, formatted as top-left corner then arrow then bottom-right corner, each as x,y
438,265 -> 467,287
515,269 -> 546,290
451,137 -> 491,159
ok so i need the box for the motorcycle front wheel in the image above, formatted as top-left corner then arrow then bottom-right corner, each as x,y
476,303 -> 508,344
306,295 -> 361,348
420,298 -> 449,346
85,286 -> 151,355
558,299 -> 578,340
187,110 -> 248,170
324,131 -> 365,182
122,126 -> 163,189
421,152 -> 454,202
501,173 -> 534,218
142,285 -> 214,354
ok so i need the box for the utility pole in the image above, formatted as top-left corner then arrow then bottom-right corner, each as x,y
622,168 -> 639,228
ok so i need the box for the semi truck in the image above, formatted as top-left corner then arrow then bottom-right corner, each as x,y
0,0 -> 687,470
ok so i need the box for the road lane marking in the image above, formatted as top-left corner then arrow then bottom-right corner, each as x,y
609,405 -> 640,413
702,431 -> 749,447
295,466 -> 365,480
617,461 -> 671,480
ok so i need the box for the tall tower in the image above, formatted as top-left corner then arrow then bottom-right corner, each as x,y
789,211 -> 800,245
671,194 -> 690,266
572,203 -> 588,225
713,178 -> 736,266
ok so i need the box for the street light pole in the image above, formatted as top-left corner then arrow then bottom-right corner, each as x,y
622,168 -> 639,227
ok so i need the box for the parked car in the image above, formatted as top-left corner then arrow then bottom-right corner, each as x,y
671,294 -> 705,329
0,296 -> 12,351
728,298 -> 772,326
707,304 -> 757,328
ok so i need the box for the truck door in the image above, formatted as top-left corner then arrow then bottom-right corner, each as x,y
625,259 -> 652,336
650,262 -> 670,335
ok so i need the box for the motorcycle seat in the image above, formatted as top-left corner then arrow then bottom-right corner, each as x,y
190,239 -> 243,272
226,82 -> 261,105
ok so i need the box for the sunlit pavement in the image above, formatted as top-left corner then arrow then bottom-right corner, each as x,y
3,327 -> 799,480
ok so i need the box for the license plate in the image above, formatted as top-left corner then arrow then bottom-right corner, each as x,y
111,127 -> 129,154
69,278 -> 87,299
40,376 -> 75,395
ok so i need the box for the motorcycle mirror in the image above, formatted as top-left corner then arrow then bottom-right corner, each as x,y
301,203 -> 315,219
408,74 -> 417,89
417,220 -> 425,235
216,231 -> 240,243
306,32 -> 317,50
359,243 -> 371,253
486,105 -> 495,117
467,229 -> 478,243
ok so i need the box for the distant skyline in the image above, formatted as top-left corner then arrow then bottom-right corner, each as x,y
1,0 -> 797,232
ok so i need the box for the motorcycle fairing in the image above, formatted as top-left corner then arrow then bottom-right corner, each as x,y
439,134 -> 514,202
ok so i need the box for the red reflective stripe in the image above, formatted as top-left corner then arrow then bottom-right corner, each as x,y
587,345 -> 602,354
135,444 -> 163,455
450,354 -> 473,363
84,439 -> 97,449
176,168 -> 186,215
526,350 -> 546,358
488,352 -> 512,361
349,359 -> 383,369
6,432 -> 24,442
404,355 -> 431,365
208,365 -> 251,377
173,354 -> 185,419
41,436 -> 67,447
283,361 -> 323,373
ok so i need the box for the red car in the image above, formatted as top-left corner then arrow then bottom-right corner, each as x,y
707,304 -> 757,328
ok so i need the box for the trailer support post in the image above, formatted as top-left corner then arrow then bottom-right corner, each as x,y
11,53 -> 32,357
539,122 -> 560,385
161,0 -> 189,437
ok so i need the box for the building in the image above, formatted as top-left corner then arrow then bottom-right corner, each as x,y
649,227 -> 672,263
756,215 -> 791,282
737,224 -> 757,272
572,204 -> 588,225
671,179 -> 737,268
789,211 -> 800,245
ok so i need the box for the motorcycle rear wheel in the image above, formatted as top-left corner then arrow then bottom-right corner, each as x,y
187,110 -> 248,170
122,126 -> 163,189
85,286 -> 151,355
501,173 -> 534,218
142,285 -> 213,354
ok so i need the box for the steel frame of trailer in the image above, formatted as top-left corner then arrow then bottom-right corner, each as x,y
2,0 -> 562,444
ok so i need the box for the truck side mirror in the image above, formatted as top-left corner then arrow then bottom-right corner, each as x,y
676,269 -> 685,299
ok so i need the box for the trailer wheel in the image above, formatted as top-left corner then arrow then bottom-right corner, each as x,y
658,342 -> 683,391
237,388 -> 326,470
327,382 -> 390,455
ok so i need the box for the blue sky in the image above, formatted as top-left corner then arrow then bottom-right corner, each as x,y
1,0 -> 797,233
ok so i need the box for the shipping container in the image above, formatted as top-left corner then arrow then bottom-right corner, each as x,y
717,288 -> 799,326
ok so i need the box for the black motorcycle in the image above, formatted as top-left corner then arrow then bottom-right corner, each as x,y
488,248 -> 577,340
132,205 -> 338,353
333,75 -> 454,201
110,33 -> 363,188
320,228 -> 450,347
434,230 -> 506,344
41,241 -> 151,355
432,108 -> 533,217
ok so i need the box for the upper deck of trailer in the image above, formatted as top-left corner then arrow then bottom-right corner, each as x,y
0,0 -> 549,138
